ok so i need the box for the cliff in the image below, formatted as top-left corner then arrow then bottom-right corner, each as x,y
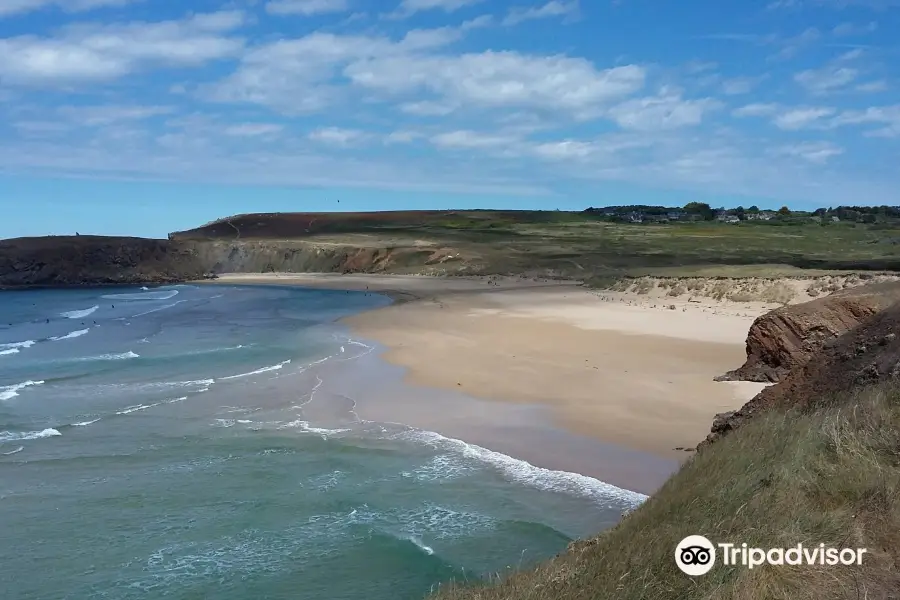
0,236 -> 210,288
704,286 -> 900,449
717,281 -> 900,383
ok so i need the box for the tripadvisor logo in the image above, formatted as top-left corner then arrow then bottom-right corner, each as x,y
675,535 -> 868,576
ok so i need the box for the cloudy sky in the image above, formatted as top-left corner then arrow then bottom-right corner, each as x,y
0,0 -> 898,237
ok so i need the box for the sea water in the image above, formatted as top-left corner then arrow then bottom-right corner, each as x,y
0,284 -> 645,599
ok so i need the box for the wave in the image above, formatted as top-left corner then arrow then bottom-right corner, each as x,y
116,402 -> 162,415
0,340 -> 35,350
0,428 -> 61,442
2,446 -> 24,455
393,429 -> 648,507
131,300 -> 187,317
60,305 -> 99,319
0,380 -> 44,401
71,418 -> 101,427
0,348 -> 19,356
72,351 -> 139,362
49,329 -> 89,341
218,359 -> 291,381
102,290 -> 179,301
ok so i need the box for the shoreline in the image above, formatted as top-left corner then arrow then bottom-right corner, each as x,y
204,273 -> 774,488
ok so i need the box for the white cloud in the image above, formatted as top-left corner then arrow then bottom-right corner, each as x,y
732,102 -> 779,117
832,21 -> 878,36
773,107 -> 836,129
392,0 -> 484,17
502,1 -> 579,26
308,127 -> 367,145
0,0 -> 139,17
57,104 -> 174,126
203,28 -> 464,112
771,141 -> 843,163
345,51 -> 645,116
721,76 -> 765,95
607,89 -> 720,131
400,100 -> 458,115
0,11 -> 245,86
530,140 -> 596,160
224,123 -> 284,136
856,80 -> 888,92
795,65 -> 858,93
265,0 -> 349,15
832,105 -> 900,137
431,130 -> 519,149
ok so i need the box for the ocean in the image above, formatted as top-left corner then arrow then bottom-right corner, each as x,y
0,284 -> 645,600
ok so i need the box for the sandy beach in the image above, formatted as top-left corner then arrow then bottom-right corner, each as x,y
212,273 -> 772,461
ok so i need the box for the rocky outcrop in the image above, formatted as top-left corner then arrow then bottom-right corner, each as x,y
0,236 -> 211,288
717,282 -> 900,383
703,284 -> 900,450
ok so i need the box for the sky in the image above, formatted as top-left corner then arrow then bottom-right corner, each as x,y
0,0 -> 898,238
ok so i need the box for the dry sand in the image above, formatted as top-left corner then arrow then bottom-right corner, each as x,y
212,273 -> 774,460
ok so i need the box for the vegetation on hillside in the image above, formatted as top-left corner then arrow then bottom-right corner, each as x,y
432,383 -> 900,600
170,209 -> 900,278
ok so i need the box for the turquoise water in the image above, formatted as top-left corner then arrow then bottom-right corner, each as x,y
0,284 -> 644,599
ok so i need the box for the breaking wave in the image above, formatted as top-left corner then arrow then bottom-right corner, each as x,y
0,380 -> 45,401
102,290 -> 179,301
60,305 -> 99,319
50,329 -> 89,341
0,428 -> 61,442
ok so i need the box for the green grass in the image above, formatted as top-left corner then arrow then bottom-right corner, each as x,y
432,384 -> 900,600
173,211 -> 900,277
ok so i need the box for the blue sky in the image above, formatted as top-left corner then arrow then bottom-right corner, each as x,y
0,0 -> 898,238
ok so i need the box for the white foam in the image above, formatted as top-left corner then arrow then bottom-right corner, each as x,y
140,286 -> 150,290
395,429 -> 648,507
0,340 -> 35,350
72,418 -> 101,427
0,348 -> 19,356
0,428 -> 60,442
73,351 -> 139,362
131,300 -> 187,317
60,305 -> 99,319
167,396 -> 188,404
102,290 -> 179,301
279,419 -> 351,436
2,446 -> 24,455
218,359 -> 291,380
407,535 -> 435,555
50,328 -> 89,341
0,380 -> 44,401
116,402 -> 161,415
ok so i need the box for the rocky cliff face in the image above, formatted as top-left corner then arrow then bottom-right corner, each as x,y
717,283 -> 900,383
0,236 -> 211,288
0,237 -> 469,288
703,281 -> 900,449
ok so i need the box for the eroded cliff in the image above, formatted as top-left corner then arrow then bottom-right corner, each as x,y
0,236 -> 210,288
703,281 -> 900,448
717,282 -> 900,383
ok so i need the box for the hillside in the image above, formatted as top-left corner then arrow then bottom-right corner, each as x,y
5,211 -> 900,288
433,290 -> 900,600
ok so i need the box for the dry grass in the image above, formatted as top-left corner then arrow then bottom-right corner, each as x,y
431,385 -> 900,600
